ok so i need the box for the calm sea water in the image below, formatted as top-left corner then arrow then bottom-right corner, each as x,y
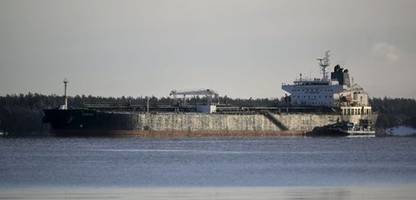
1,136 -> 416,187
1,136 -> 416,199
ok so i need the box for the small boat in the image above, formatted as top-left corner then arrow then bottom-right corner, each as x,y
309,121 -> 375,137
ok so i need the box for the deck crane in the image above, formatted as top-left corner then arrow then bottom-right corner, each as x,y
169,89 -> 219,105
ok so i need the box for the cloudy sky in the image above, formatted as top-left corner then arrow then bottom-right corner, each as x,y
0,0 -> 415,98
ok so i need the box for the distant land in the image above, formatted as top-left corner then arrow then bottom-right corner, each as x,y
0,93 -> 415,136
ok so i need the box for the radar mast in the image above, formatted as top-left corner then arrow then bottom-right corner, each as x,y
317,50 -> 330,80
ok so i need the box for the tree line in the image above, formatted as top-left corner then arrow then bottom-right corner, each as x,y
0,93 -> 415,135
370,98 -> 416,129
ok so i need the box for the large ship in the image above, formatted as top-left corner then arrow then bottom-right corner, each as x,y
43,52 -> 377,137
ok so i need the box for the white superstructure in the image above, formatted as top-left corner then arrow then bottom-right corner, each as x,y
282,51 -> 370,109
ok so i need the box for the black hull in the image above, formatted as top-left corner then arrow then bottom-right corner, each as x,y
43,109 -> 307,137
43,109 -> 138,132
44,109 -> 372,137
307,127 -> 349,137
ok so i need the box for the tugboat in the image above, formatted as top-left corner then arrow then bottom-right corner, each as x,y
308,121 -> 376,137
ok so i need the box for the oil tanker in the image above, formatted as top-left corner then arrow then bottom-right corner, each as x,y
43,52 -> 377,137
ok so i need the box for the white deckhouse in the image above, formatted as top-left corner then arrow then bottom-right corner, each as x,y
282,51 -> 372,116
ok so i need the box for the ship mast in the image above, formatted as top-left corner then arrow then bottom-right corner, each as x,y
317,50 -> 330,80
62,78 -> 68,110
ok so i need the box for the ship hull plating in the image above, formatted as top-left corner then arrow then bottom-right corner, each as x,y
43,109 -> 308,137
43,109 -> 376,137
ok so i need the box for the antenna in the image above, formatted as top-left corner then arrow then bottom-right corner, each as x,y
62,78 -> 69,110
317,50 -> 330,80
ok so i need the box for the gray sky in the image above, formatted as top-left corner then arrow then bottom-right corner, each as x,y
1,0 -> 415,98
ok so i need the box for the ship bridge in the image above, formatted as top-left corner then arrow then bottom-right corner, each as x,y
282,51 -> 355,107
